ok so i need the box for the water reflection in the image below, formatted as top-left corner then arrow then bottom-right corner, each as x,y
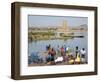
28,31 -> 88,66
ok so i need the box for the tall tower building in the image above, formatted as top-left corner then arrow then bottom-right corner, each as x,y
62,20 -> 68,32
57,20 -> 68,35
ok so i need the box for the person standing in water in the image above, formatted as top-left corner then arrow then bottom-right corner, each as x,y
46,44 -> 51,51
80,48 -> 86,57
64,45 -> 66,53
66,46 -> 70,56
49,48 -> 56,61
61,46 -> 64,56
75,46 -> 79,57
57,45 -> 60,56
61,46 -> 66,61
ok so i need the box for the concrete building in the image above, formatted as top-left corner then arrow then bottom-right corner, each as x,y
56,20 -> 69,37
29,20 -> 70,38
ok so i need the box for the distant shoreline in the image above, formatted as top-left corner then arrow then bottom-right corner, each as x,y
28,36 -> 84,42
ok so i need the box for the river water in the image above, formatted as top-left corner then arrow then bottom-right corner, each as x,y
28,31 -> 88,64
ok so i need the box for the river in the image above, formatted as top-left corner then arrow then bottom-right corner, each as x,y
28,31 -> 88,64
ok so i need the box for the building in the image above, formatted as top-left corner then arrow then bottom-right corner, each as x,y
28,20 -> 70,38
56,20 -> 69,37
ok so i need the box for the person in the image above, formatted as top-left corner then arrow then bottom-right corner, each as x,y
66,46 -> 70,56
61,46 -> 66,61
46,44 -> 51,51
75,53 -> 81,64
46,53 -> 51,62
61,46 -> 65,56
75,46 -> 79,57
57,45 -> 60,56
81,54 -> 86,64
64,45 -> 66,53
49,48 -> 56,61
46,45 -> 48,51
48,44 -> 51,49
80,48 -> 86,57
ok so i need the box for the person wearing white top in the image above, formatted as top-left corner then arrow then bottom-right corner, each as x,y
80,48 -> 86,56
80,48 -> 86,63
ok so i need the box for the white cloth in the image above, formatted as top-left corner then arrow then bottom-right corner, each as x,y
66,47 -> 69,51
80,49 -> 86,54
55,57 -> 63,63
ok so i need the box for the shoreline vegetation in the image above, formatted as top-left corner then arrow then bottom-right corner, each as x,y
28,31 -> 84,41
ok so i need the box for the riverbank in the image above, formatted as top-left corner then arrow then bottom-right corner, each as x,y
28,35 -> 84,42
28,50 -> 87,67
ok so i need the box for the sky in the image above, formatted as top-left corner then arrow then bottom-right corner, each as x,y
28,15 -> 88,28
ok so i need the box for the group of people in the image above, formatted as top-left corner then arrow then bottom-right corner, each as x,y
46,44 -> 87,64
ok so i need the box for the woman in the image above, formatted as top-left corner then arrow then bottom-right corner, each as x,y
61,46 -> 64,56
49,48 -> 56,61
75,46 -> 79,57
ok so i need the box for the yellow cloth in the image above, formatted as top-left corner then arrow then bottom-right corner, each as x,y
75,53 -> 81,63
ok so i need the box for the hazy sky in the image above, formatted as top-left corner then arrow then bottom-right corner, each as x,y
28,15 -> 87,28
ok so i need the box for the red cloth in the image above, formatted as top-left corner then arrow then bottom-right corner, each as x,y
61,47 -> 64,53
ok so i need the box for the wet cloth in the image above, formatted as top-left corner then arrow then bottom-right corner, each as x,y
80,49 -> 86,55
